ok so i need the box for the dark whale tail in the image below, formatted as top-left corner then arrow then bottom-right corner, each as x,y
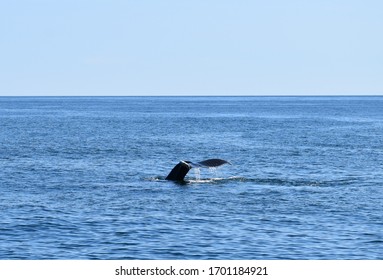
165,161 -> 192,181
165,159 -> 231,181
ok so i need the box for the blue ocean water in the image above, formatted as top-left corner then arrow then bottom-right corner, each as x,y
0,96 -> 382,259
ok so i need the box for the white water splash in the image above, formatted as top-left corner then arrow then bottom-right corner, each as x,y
208,167 -> 219,178
193,168 -> 201,181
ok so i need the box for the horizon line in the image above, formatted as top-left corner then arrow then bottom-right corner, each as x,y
1,94 -> 382,98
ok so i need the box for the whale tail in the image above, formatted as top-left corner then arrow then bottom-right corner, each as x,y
165,159 -> 231,181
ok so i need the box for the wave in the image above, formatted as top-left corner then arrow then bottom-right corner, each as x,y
147,176 -> 359,187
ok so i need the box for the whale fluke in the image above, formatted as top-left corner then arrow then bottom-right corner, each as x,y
196,159 -> 231,168
165,159 -> 230,181
165,161 -> 192,181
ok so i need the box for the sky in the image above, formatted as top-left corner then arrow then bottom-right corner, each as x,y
0,0 -> 382,96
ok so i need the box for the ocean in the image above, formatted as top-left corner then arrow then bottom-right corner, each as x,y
0,96 -> 382,259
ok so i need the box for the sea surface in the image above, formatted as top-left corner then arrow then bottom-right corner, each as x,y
0,96 -> 382,259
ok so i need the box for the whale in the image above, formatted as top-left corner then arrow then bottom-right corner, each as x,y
165,158 -> 231,181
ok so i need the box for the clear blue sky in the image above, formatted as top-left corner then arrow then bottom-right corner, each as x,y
1,0 -> 382,95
